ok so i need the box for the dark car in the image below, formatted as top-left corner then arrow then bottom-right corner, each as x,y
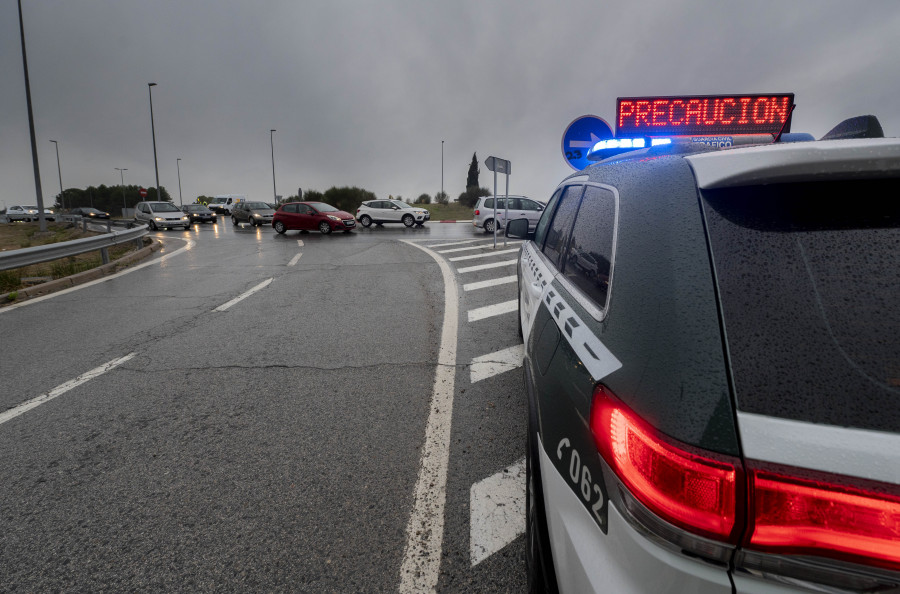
182,204 -> 217,224
272,201 -> 356,234
231,201 -> 275,227
509,116 -> 900,593
70,207 -> 110,219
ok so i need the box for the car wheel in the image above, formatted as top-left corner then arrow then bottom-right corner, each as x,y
148,220 -> 157,231
484,218 -> 495,234
319,221 -> 332,234
526,395 -> 559,594
232,216 -> 238,226
402,214 -> 415,227
274,220 -> 286,234
360,215 -> 372,227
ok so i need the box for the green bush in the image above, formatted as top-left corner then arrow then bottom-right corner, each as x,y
0,271 -> 21,293
415,193 -> 432,204
457,186 -> 491,208
322,186 -> 377,213
434,191 -> 449,205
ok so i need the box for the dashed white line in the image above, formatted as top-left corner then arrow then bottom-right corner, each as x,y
468,300 -> 518,322
463,275 -> 517,292
0,353 -> 136,426
428,239 -> 481,249
397,240 -> 459,593
213,278 -> 274,311
470,344 -> 524,384
437,241 -> 520,254
470,458 -> 526,567
457,260 -> 518,274
297,239 -> 304,247
448,248 -> 519,262
288,253 -> 303,266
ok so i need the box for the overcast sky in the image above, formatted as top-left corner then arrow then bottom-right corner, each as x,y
2,0 -> 899,210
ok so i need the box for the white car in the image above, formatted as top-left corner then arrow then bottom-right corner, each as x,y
5,205 -> 40,222
356,199 -> 430,227
472,195 -> 544,234
134,201 -> 190,230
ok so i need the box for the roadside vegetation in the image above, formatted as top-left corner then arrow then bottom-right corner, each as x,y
0,222 -> 139,294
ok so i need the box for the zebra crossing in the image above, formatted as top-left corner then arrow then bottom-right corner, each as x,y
424,237 -> 525,385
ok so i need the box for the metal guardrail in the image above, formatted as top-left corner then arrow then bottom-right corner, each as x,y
0,224 -> 149,271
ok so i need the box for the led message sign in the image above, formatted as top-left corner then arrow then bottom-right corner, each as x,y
616,94 -> 794,137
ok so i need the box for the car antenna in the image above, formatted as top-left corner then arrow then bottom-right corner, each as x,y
772,103 -> 796,143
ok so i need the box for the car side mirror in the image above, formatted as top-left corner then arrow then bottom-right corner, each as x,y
506,218 -> 532,239
537,205 -> 543,211
392,206 -> 400,210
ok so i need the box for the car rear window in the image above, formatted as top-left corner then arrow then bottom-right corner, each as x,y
561,186 -> 616,310
701,178 -> 900,432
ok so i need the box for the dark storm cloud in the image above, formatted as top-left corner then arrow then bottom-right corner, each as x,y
2,0 -> 899,210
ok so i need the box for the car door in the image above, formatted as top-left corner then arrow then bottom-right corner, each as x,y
298,204 -> 318,229
519,186 -> 580,341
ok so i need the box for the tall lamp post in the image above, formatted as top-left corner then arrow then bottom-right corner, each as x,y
115,167 -> 128,215
176,158 -> 183,207
50,139 -> 64,210
18,0 -> 47,231
148,83 -> 161,200
270,129 -> 277,204
441,140 -> 444,202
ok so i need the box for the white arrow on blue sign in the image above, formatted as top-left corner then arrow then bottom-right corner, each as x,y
561,115 -> 614,171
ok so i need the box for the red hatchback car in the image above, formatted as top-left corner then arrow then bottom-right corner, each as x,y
272,201 -> 357,234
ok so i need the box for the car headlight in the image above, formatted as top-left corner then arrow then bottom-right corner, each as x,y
327,215 -> 340,221
154,217 -> 164,221
181,216 -> 189,221
253,213 -> 262,218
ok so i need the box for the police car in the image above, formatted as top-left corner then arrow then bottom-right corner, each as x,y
507,95 -> 900,593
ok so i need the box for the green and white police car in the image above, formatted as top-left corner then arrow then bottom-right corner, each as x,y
507,98 -> 900,593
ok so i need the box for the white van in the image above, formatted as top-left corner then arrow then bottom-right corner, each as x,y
208,194 -> 246,214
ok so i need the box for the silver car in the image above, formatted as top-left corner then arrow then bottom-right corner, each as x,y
231,201 -> 275,226
134,201 -> 190,230
472,195 -> 544,234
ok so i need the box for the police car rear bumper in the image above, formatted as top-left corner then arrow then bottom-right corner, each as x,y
538,440 -> 731,593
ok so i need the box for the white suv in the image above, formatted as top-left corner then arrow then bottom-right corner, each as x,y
134,201 -> 190,230
356,199 -> 430,227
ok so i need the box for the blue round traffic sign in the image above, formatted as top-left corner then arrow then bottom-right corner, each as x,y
561,115 -> 614,171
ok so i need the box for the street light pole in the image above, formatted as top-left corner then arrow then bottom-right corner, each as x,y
50,140 -> 64,210
17,0 -> 47,231
176,158 -> 183,207
441,140 -> 444,203
148,83 -> 161,200
270,129 -> 277,204
115,167 -> 128,215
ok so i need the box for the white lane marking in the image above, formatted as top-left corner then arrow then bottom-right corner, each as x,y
213,278 -> 274,312
297,240 -> 304,247
0,353 -> 136,426
428,239 -> 481,248
468,300 -> 517,322
397,239 -> 458,594
463,275 -> 517,292
448,248 -> 519,262
0,238 -> 195,314
457,260 -> 517,274
437,241 -> 520,254
470,344 -> 524,384
470,458 -> 526,567
288,253 -> 303,267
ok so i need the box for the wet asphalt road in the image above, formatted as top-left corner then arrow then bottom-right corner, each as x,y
0,219 -> 527,592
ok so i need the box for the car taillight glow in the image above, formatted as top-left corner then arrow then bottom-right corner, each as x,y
474,209 -> 480,215
748,468 -> 900,571
591,386 -> 742,543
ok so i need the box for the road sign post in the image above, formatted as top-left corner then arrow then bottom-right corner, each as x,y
485,156 -> 511,248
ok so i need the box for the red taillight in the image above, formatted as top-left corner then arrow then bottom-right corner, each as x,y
748,467 -> 900,571
591,386 -> 742,543
474,209 -> 480,215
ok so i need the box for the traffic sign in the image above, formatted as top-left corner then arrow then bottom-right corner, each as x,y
561,115 -> 613,171
485,156 -> 511,175
139,187 -> 148,198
